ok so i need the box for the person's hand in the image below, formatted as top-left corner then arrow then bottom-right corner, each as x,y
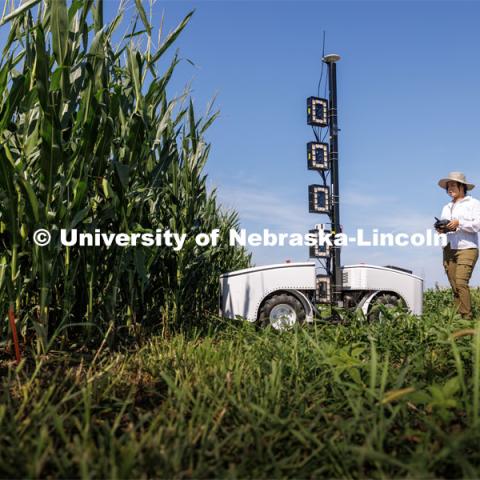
447,219 -> 460,231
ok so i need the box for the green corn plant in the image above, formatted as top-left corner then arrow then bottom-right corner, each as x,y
0,0 -> 251,352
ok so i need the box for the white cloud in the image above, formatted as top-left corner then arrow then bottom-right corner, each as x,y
216,182 -> 311,233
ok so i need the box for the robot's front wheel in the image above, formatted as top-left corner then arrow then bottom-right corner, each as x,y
258,293 -> 306,330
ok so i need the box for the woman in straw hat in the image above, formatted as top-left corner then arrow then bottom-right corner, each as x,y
437,172 -> 480,319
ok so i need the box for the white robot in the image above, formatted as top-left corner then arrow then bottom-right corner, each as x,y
219,54 -> 423,328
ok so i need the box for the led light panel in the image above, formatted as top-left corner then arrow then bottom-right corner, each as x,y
308,185 -> 330,214
307,96 -> 328,127
309,228 -> 331,258
307,142 -> 329,170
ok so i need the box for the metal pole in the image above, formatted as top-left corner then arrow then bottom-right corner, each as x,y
323,54 -> 342,306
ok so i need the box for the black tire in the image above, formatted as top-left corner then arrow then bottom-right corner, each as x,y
258,293 -> 306,330
368,292 -> 406,321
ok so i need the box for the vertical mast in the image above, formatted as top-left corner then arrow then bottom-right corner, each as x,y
323,54 -> 342,305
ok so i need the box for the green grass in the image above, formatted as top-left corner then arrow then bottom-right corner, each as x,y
2,288 -> 480,478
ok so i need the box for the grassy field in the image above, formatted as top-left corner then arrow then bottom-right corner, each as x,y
2,288 -> 480,478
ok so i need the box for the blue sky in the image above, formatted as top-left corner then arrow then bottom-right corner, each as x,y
130,0 -> 480,287
4,0 -> 480,287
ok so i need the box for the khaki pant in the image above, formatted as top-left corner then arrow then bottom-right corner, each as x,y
443,244 -> 478,319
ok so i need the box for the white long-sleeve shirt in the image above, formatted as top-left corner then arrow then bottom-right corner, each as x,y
440,195 -> 480,249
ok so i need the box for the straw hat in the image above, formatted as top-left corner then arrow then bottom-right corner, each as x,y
438,172 -> 475,190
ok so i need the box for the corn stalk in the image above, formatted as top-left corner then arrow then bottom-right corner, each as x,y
0,0 -> 251,351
